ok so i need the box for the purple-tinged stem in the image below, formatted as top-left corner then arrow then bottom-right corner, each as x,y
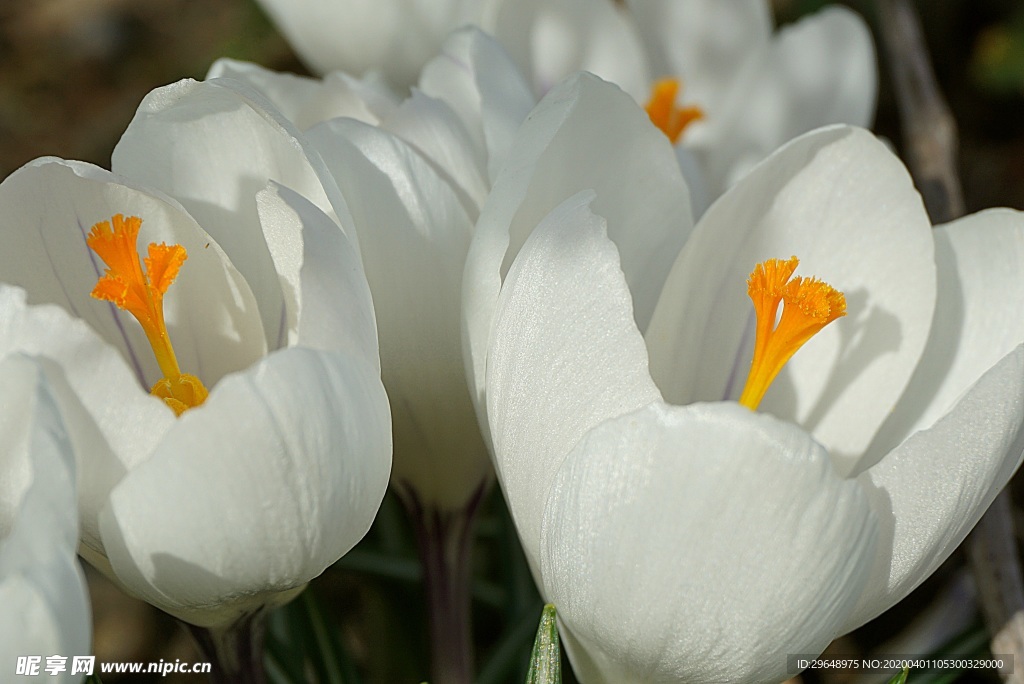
185,611 -> 267,684
399,480 -> 488,684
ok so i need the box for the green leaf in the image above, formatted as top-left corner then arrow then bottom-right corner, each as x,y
298,588 -> 361,684
265,602 -> 313,684
525,604 -> 561,684
902,620 -> 989,684
332,548 -> 422,585
886,666 -> 910,684
264,586 -> 363,684
264,651 -> 301,684
84,675 -> 104,684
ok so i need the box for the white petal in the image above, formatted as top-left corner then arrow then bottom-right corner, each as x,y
624,0 -> 772,110
869,209 -> 1024,458
0,358 -> 36,541
0,157 -> 267,388
206,58 -> 383,129
647,126 -> 935,471
321,70 -> 404,122
253,0 -> 478,86
845,346 -> 1024,630
487,192 -> 661,565
489,0 -> 650,99
0,355 -> 91,669
111,77 -> 353,348
0,355 -> 79,549
542,402 -> 875,684
418,26 -> 536,183
256,182 -> 379,368
309,118 -> 487,508
380,90 -> 490,218
99,347 -> 392,627
465,72 -> 691,424
691,7 -> 877,194
674,146 -> 712,220
0,286 -> 174,558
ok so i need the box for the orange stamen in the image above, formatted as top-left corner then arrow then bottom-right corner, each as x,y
644,78 -> 705,144
738,257 -> 846,410
87,214 -> 208,416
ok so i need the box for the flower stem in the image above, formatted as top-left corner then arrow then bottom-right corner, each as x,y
399,480 -> 488,684
185,612 -> 268,684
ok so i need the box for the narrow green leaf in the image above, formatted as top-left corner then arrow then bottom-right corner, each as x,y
267,586 -> 364,684
264,650 -> 302,684
84,675 -> 104,684
265,602 -> 312,684
908,620 -> 989,684
886,666 -> 909,684
333,548 -> 422,584
525,604 -> 561,684
299,588 -> 361,684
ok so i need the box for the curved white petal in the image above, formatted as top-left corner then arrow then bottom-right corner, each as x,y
320,70 -> 404,123
674,146 -> 712,220
542,402 -> 876,684
647,126 -> 935,471
624,0 -> 772,111
465,72 -> 691,425
111,77 -> 354,348
0,286 -> 172,556
489,0 -> 650,99
0,355 -> 91,677
380,90 -> 489,218
309,118 -> 487,508
846,346 -> 1024,630
206,58 -> 386,130
253,0 -> 480,86
487,193 -> 661,565
869,209 -> 1024,459
0,360 -> 34,539
256,182 -> 379,368
690,7 -> 877,194
99,347 -> 392,627
418,26 -> 536,183
0,157 -> 267,389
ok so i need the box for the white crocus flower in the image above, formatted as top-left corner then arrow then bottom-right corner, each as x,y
626,0 -> 876,211
207,58 -> 403,133
251,0 -> 872,213
207,30 -> 534,683
252,0 -> 643,96
0,76 -> 392,629
210,27 -> 535,512
466,74 -> 1024,683
1,355 -> 91,684
490,0 -> 876,212
252,0 -> 488,89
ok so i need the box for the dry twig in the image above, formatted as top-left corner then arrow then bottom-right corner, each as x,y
877,0 -> 965,223
876,1 -> 1024,680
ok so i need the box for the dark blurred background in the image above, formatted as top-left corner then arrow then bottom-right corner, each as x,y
778,0 -> 1024,214
2,0 -> 1023,213
2,0 -> 1022,682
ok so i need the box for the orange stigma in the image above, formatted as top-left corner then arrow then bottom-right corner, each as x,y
644,78 -> 704,144
738,257 -> 846,410
87,214 -> 208,416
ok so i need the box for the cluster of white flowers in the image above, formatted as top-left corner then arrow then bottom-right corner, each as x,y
3,1 -> 1023,683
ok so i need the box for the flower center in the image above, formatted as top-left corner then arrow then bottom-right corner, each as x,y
87,214 -> 209,416
644,78 -> 704,144
738,257 -> 846,410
